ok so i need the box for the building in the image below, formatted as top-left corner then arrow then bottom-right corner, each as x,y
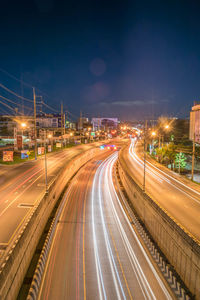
0,115 -> 34,136
189,102 -> 200,143
36,113 -> 62,129
77,117 -> 90,130
91,118 -> 118,131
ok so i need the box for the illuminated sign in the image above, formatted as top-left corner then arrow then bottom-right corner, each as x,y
21,150 -> 29,159
3,151 -> 13,162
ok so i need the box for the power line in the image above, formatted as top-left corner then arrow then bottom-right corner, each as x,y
0,67 -> 57,104
0,83 -> 33,102
0,68 -> 59,113
0,94 -> 33,111
0,67 -> 33,89
42,101 -> 59,113
0,100 -> 16,113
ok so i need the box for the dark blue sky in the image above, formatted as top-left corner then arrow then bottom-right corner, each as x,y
0,0 -> 200,120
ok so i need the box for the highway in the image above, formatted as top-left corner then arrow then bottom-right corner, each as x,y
0,142 -> 104,261
38,150 -> 174,300
126,138 -> 200,241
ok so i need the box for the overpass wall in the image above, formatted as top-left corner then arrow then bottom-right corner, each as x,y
118,146 -> 200,299
0,147 -> 103,300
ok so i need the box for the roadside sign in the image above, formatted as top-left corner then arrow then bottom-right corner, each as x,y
48,145 -> 52,152
21,150 -> 29,159
91,132 -> 95,136
3,151 -> 13,162
56,143 -> 62,148
17,135 -> 23,149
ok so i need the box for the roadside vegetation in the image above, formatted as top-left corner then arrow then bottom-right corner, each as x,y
148,117 -> 200,177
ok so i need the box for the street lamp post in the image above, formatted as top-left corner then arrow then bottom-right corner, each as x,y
143,133 -> 146,192
43,130 -> 48,193
143,120 -> 148,192
21,122 -> 27,150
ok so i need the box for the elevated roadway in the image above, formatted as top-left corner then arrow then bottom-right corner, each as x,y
125,138 -> 200,241
38,151 -> 174,300
0,142 -> 105,261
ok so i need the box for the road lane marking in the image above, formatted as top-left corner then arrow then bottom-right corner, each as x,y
91,167 -> 107,300
108,154 -> 172,299
38,184 -> 74,299
108,225 -> 133,300
98,160 -> 126,300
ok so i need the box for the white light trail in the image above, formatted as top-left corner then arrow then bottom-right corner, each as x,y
129,138 -> 200,204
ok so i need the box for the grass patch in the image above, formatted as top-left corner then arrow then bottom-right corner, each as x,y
0,143 -> 78,165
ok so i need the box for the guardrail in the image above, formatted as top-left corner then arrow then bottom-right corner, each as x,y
0,146 -> 102,300
118,145 -> 200,299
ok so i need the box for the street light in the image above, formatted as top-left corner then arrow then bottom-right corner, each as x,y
21,122 -> 27,150
43,130 -> 48,193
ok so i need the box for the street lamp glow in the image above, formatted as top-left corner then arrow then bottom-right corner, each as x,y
48,134 -> 52,138
165,125 -> 169,129
151,131 -> 156,136
21,122 -> 27,128
70,132 -> 73,136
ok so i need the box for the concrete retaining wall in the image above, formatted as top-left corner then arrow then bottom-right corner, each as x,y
118,146 -> 200,299
0,147 -> 102,300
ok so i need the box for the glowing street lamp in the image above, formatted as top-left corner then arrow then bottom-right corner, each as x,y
21,122 -> 27,150
21,122 -> 27,128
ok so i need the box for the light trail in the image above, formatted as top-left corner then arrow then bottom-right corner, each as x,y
98,159 -> 126,300
91,151 -> 172,299
91,166 -> 107,300
129,138 -> 200,204
106,153 -> 172,300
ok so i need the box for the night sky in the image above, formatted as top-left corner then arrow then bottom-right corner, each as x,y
1,0 -> 200,121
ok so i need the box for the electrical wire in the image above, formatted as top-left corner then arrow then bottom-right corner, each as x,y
0,83 -> 33,102
0,100 -> 17,113
42,101 -> 59,113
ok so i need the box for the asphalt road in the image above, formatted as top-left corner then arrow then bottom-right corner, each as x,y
38,151 -> 173,300
126,138 -> 200,241
0,142 -> 105,260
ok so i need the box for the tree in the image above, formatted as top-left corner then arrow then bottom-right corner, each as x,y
165,143 -> 177,170
175,152 -> 187,173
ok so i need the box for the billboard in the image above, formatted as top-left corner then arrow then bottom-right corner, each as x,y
3,151 -> 13,162
38,147 -> 45,155
17,135 -> 23,149
21,150 -> 30,159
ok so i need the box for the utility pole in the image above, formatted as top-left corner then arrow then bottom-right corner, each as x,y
80,111 -> 83,131
143,120 -> 148,192
63,111 -> 65,135
33,87 -> 37,160
61,102 -> 63,136
44,130 -> 48,193
21,72 -> 24,116
191,111 -> 195,180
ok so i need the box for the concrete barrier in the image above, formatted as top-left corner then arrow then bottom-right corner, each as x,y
0,146 -> 102,300
118,146 -> 200,299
